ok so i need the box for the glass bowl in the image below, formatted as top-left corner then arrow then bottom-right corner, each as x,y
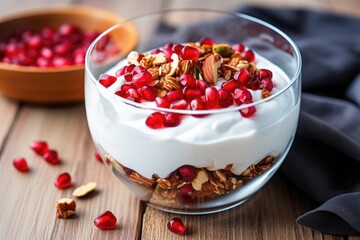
85,9 -> 301,214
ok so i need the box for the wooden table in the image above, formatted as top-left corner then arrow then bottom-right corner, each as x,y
0,1 -> 359,239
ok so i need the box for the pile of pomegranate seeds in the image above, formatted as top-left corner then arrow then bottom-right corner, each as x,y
99,37 -> 275,129
167,217 -> 186,235
0,23 -> 106,67
94,211 -> 117,230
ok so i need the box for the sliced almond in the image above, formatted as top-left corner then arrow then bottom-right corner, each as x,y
72,182 -> 97,197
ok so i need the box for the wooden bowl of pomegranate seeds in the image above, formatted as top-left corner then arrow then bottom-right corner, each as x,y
0,6 -> 138,104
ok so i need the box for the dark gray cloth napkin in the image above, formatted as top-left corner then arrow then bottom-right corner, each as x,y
239,7 -> 360,235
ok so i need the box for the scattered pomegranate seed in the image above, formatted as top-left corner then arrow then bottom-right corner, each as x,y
167,217 -> 186,235
177,165 -> 196,182
233,88 -> 253,105
155,96 -> 171,108
43,150 -> 60,165
244,49 -> 255,62
140,86 -> 157,101
221,79 -> 238,92
170,99 -> 189,110
164,113 -> 181,127
177,184 -> 195,202
218,89 -> 234,108
145,112 -> 166,129
205,86 -> 220,109
190,98 -> 207,111
259,78 -> 273,91
180,46 -> 200,60
199,37 -> 214,46
166,89 -> 184,102
132,69 -> 153,88
55,172 -> 72,189
172,44 -> 184,55
234,68 -> 251,86
196,79 -> 209,94
233,43 -> 245,52
240,106 -> 256,118
99,74 -> 117,88
95,152 -> 103,163
30,141 -> 49,156
94,211 -> 117,230
13,157 -> 29,172
184,88 -> 202,102
258,69 -> 273,80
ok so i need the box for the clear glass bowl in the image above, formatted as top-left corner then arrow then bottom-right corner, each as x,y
85,9 -> 302,214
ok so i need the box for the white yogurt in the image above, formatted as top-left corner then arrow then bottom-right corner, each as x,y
85,54 -> 300,179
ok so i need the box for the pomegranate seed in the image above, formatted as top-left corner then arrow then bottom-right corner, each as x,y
233,88 -> 253,104
55,172 -> 72,189
52,56 -> 71,67
140,86 -> 157,101
258,69 -> 273,80
94,211 -> 117,230
164,113 -> 181,127
115,90 -> 125,98
177,165 -> 196,182
151,49 -> 162,54
218,89 -> 234,108
163,48 -> 174,59
205,86 -> 220,109
27,35 -> 41,49
177,184 -> 195,202
179,74 -> 196,88
145,112 -> 166,129
221,79 -> 238,92
30,141 -> 49,156
244,49 -> 255,62
13,157 -> 29,172
234,69 -> 251,86
43,150 -> 60,165
132,70 -> 153,88
99,74 -> 117,88
240,106 -> 256,118
125,64 -> 136,73
172,44 -> 184,55
248,77 -> 260,90
190,98 -> 207,111
170,99 -> 189,110
163,43 -> 174,50
59,23 -> 78,36
233,43 -> 245,52
196,79 -> 209,94
184,88 -> 202,101
36,57 -> 51,67
125,88 -> 139,102
167,217 -> 186,235
155,96 -> 171,108
180,46 -> 200,60
95,152 -> 103,163
124,73 -> 133,82
259,78 -> 273,91
121,83 -> 135,92
167,89 -> 184,102
199,37 -> 214,46
116,66 -> 127,77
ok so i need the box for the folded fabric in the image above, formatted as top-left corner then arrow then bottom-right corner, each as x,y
239,6 -> 360,235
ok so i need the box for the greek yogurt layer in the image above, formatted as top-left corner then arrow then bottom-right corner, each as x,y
85,45 -> 299,179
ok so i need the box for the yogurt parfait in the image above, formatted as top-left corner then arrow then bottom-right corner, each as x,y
85,9 -> 301,214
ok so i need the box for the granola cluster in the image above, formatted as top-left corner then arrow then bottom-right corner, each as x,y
105,154 -> 275,204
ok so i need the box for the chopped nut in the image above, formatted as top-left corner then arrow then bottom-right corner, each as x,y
166,53 -> 179,76
127,51 -> 141,65
152,53 -> 167,65
214,170 -> 227,182
156,178 -> 172,190
72,182 -> 97,197
191,170 -> 209,191
56,198 -> 76,218
129,172 -> 154,187
212,43 -> 233,57
160,76 -> 181,91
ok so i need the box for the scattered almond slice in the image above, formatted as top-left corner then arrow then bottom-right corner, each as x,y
72,182 -> 97,197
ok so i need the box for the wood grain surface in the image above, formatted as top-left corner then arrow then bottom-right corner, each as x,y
0,1 -> 359,240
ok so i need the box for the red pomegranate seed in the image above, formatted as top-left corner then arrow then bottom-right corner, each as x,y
240,106 -> 256,118
180,46 -> 200,60
196,79 -> 209,94
234,69 -> 250,86
218,89 -> 234,108
172,44 -> 184,55
233,43 -> 245,52
248,77 -> 260,90
43,150 -> 60,165
164,113 -> 181,127
167,89 -> 184,102
36,57 -> 51,67
125,64 -> 136,73
163,43 -> 174,50
124,73 -> 133,82
199,37 -> 214,46
163,48 -> 174,60
27,35 -> 41,49
179,74 -> 196,88
55,172 -> 72,189
190,98 -> 207,111
95,152 -> 103,163
233,88 -> 253,104
132,70 -> 153,88
99,74 -> 117,88
115,90 -> 125,98
155,96 -> 171,108
167,217 -> 186,235
258,69 -> 273,80
184,88 -> 202,101
94,211 -> 117,230
125,88 -> 139,102
221,79 -> 238,92
30,141 -> 49,156
120,83 -> 135,93
13,157 -> 29,172
244,49 -> 255,62
59,23 -> 78,36
115,66 -> 127,77
145,112 -> 166,129
52,56 -> 71,67
177,184 -> 195,202
140,86 -> 157,101
259,78 -> 273,91
151,49 -> 162,54
177,165 -> 196,182
205,86 -> 220,109
170,99 -> 189,110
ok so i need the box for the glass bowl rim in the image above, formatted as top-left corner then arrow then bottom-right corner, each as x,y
85,8 -> 302,115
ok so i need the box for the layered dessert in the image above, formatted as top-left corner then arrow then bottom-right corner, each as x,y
85,38 -> 299,206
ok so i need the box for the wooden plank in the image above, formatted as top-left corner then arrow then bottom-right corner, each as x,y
141,174 -> 343,240
0,105 -> 141,240
0,96 -> 18,148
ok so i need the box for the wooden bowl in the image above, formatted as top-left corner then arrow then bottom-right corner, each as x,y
0,6 -> 138,104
